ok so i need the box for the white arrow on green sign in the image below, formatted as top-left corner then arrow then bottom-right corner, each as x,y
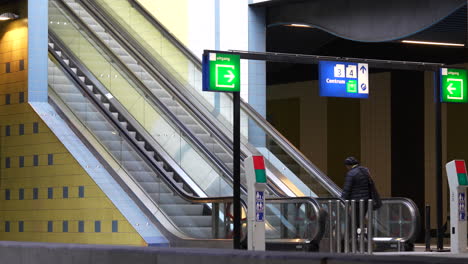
441,68 -> 467,103
202,53 -> 241,92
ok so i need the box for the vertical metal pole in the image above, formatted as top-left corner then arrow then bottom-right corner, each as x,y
233,92 -> 241,249
336,200 -> 341,252
280,204 -> 287,238
328,200 -> 334,252
359,199 -> 365,253
351,200 -> 356,253
344,200 -> 350,253
425,204 -> 431,251
368,199 -> 373,254
434,70 -> 444,251
213,203 -> 220,238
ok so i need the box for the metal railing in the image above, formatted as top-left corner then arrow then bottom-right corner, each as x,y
318,197 -> 420,253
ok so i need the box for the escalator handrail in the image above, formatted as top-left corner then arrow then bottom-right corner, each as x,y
48,33 -> 245,207
82,0 -> 342,197
127,0 -> 202,71
316,197 -> 420,243
53,0 -> 240,195
266,196 -> 325,243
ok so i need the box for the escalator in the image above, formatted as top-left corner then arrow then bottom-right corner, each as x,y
49,0 -> 420,250
47,0 -> 325,250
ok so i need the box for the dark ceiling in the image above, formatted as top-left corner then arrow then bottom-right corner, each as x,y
266,4 -> 467,85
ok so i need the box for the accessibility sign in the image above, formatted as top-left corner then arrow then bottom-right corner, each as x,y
256,191 -> 264,201
459,192 -> 466,221
441,68 -> 467,103
202,53 -> 240,92
255,191 -> 265,222
319,60 -> 369,98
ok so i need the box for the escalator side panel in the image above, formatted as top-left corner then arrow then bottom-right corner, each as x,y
30,101 -> 169,246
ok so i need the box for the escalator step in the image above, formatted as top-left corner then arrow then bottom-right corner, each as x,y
119,54 -> 138,65
170,215 -> 212,227
179,227 -> 212,238
57,92 -> 86,103
151,88 -> 171,99
130,171 -> 160,183
139,182 -> 171,194
197,133 -> 216,144
66,102 -> 95,113
127,63 -> 142,73
158,97 -> 178,107
159,204 -> 204,216
122,160 -> 152,172
84,120 -> 115,132
204,143 -> 225,154
143,80 -> 164,91
185,124 -> 206,135
214,152 -> 231,164
128,131 -> 137,138
151,193 -> 187,204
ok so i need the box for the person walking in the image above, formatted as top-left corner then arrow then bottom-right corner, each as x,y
341,157 -> 371,230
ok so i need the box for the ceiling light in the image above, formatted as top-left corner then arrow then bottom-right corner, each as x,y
287,24 -> 313,28
0,12 -> 19,21
401,40 -> 464,47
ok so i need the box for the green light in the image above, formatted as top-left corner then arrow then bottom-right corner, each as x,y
458,173 -> 468,186
441,68 -> 467,103
347,80 -> 357,93
255,169 -> 266,183
208,53 -> 240,92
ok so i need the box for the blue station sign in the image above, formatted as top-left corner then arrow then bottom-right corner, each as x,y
319,60 -> 369,98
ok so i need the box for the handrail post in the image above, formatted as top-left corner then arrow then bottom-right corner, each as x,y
351,200 -> 357,253
344,200 -> 350,253
367,199 -> 373,254
213,203 -> 220,238
328,200 -> 333,252
359,199 -> 365,253
328,200 -> 334,252
336,200 -> 341,252
425,204 -> 431,252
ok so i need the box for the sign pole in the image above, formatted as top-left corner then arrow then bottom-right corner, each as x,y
202,51 -> 242,249
233,91 -> 241,249
435,70 -> 444,251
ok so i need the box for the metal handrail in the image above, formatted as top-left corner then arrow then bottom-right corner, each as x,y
316,197 -> 420,243
266,196 -> 325,242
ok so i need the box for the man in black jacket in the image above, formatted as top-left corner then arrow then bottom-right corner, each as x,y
341,157 -> 371,229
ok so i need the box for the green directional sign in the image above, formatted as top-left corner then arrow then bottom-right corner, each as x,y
203,53 -> 240,92
441,68 -> 468,103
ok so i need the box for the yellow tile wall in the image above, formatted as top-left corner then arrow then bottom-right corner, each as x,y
0,18 -> 146,246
